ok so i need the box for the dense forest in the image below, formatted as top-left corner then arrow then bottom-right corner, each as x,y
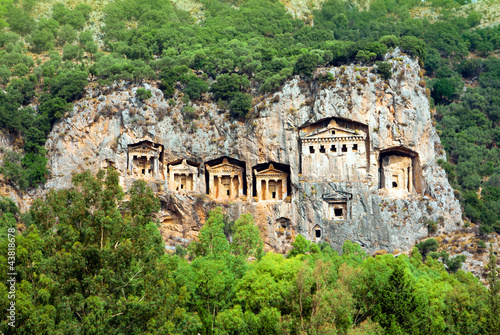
0,168 -> 499,334
0,0 -> 499,333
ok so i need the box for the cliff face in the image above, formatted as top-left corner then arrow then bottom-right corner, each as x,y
41,51 -> 462,253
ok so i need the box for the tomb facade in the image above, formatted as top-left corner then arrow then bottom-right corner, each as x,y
168,159 -> 199,192
323,190 -> 352,221
380,155 -> 413,197
206,158 -> 244,200
127,141 -> 164,179
301,119 -> 368,181
254,164 -> 288,201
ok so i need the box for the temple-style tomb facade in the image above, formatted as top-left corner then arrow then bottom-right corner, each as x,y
254,164 -> 288,201
206,158 -> 244,200
300,119 -> 368,181
168,159 -> 199,192
127,141 -> 164,179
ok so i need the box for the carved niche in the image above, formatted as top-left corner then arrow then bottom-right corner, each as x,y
127,141 -> 164,180
206,158 -> 244,200
254,164 -> 288,201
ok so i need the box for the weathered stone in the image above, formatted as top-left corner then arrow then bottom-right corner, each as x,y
30,52 -> 462,254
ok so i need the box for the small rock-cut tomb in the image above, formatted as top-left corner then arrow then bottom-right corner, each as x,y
127,141 -> 163,179
206,158 -> 244,200
323,190 -> 352,221
380,155 -> 413,196
254,164 -> 288,201
168,159 -> 198,192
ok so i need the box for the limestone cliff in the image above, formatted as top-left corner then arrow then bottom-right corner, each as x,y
38,51 -> 462,254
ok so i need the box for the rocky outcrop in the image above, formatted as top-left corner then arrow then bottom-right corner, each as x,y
40,50 -> 462,254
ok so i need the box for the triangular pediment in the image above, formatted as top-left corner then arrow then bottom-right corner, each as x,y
255,164 -> 288,176
170,159 -> 197,172
207,158 -> 244,172
128,140 -> 160,152
305,126 -> 357,138
322,190 -> 353,202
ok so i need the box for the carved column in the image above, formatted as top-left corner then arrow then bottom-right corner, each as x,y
256,173 -> 261,200
229,176 -> 234,199
219,175 -> 224,199
238,175 -> 243,198
209,174 -> 215,197
128,154 -> 134,175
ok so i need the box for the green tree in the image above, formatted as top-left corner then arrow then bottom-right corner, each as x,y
294,52 -> 319,77
416,238 -> 439,258
288,234 -> 310,257
49,69 -> 88,101
376,61 -> 392,80
28,29 -> 55,53
190,207 -> 229,258
230,213 -> 264,259
229,92 -> 252,118
57,24 -> 77,46
136,87 -> 152,101
183,75 -> 208,100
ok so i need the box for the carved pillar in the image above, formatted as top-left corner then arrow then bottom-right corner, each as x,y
256,174 -> 261,200
228,176 -> 233,199
238,174 -> 243,198
128,154 -> 134,175
154,153 -> 159,179
209,174 -> 215,197
408,167 -> 413,193
219,175 -> 224,199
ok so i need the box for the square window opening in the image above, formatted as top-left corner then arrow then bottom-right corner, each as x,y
320,145 -> 326,153
353,144 -> 358,151
330,145 -> 336,152
331,130 -> 335,135
309,146 -> 315,154
315,229 -> 321,238
392,182 -> 398,188
141,169 -> 145,175
334,208 -> 343,216
342,144 -> 348,152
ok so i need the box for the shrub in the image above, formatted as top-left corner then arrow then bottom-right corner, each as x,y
50,69 -> 88,101
63,44 -> 82,60
229,92 -> 252,118
416,238 -> 439,258
136,88 -> 152,101
376,61 -> 392,80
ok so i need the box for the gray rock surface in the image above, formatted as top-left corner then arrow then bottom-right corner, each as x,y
40,51 -> 462,253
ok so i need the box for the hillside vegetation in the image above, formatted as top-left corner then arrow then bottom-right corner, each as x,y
0,169 -> 499,333
0,0 -> 499,332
